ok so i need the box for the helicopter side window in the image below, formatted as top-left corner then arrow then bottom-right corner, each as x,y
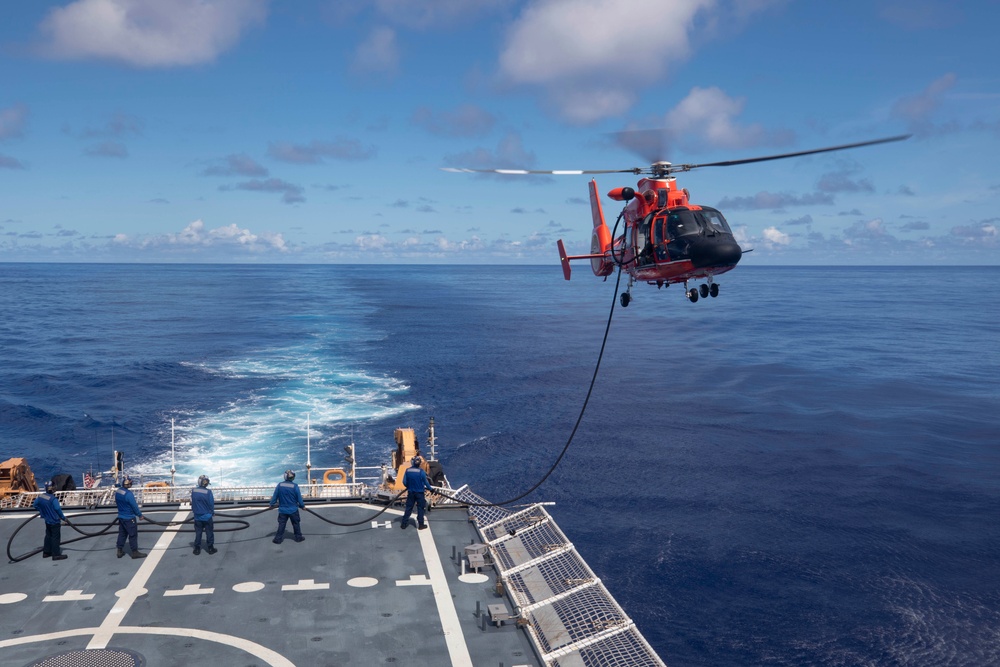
699,207 -> 733,234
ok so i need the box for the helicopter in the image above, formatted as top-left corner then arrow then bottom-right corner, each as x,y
445,134 -> 909,306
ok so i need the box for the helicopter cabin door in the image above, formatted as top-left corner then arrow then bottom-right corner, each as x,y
652,214 -> 669,262
635,214 -> 654,266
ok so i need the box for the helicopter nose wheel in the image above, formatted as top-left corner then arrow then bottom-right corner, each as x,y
620,292 -> 631,308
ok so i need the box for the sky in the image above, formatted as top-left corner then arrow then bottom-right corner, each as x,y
0,0 -> 998,265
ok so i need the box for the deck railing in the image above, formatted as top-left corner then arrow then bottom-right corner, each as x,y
454,487 -> 667,667
1,482 -> 371,509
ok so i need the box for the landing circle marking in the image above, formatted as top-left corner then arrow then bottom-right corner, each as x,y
347,577 -> 379,588
233,581 -> 266,593
0,593 -> 27,604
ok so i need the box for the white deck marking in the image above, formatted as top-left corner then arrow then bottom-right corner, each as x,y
347,577 -> 379,588
164,584 -> 215,597
281,579 -> 329,591
371,520 -> 392,528
0,593 -> 28,604
395,574 -> 431,587
0,626 -> 294,667
43,590 -> 95,602
233,581 -> 266,593
416,524 -> 474,667
87,508 -> 189,650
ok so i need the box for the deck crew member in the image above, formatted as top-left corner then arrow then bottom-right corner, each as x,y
33,480 -> 69,560
400,456 -> 433,530
269,470 -> 305,544
115,476 -> 147,559
191,475 -> 216,555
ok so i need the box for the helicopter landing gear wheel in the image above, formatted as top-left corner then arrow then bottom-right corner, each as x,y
710,283 -> 719,298
687,288 -> 699,303
699,284 -> 709,298
620,292 -> 631,308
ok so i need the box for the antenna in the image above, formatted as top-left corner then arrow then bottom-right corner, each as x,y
170,418 -> 176,488
306,413 -> 312,487
428,416 -> 437,462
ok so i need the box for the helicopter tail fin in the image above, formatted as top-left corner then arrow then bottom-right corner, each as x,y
589,179 -> 606,230
588,179 -> 614,277
557,239 -> 572,280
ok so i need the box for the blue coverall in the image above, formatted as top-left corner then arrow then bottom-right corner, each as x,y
270,480 -> 305,543
191,485 -> 215,550
33,492 -> 68,558
401,465 -> 433,529
115,486 -> 143,553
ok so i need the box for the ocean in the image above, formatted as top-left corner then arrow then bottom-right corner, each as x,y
1,263 -> 998,666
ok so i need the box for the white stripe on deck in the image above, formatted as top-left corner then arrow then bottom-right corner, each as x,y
417,524 -> 473,667
87,508 -> 189,650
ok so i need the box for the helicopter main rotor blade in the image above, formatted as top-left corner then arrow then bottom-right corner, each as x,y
669,134 -> 911,172
441,167 -> 641,175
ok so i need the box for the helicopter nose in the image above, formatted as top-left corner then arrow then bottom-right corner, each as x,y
689,239 -> 743,268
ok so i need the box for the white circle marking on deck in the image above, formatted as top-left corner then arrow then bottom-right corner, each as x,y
458,573 -> 489,584
233,581 -> 265,593
347,577 -> 379,588
115,587 -> 147,598
0,593 -> 27,604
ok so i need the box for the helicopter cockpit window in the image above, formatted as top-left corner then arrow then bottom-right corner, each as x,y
667,210 -> 702,238
699,207 -> 733,234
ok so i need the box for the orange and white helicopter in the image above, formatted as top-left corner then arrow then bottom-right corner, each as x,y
446,134 -> 909,306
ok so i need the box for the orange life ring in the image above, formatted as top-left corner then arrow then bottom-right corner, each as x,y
323,468 -> 348,485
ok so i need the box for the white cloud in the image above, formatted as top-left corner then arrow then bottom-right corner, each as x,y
368,0 -> 514,29
119,219 -> 288,252
663,86 -> 793,150
950,221 -> 998,243
267,139 -> 376,164
38,0 -> 268,67
0,153 -> 26,170
355,234 -> 392,250
412,104 -> 496,138
220,178 -> 305,204
443,131 -> 537,172
892,73 -> 956,125
351,26 -> 399,76
0,103 -> 28,141
762,226 -> 790,246
498,0 -> 780,123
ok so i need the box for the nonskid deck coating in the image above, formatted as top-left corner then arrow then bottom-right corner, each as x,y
0,502 -> 537,666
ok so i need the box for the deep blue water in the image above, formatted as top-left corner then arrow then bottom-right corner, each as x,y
2,263 -> 999,666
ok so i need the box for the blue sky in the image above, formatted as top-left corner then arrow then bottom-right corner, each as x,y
0,0 -> 998,264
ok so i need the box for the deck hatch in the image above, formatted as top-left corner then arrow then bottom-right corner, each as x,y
25,647 -> 145,667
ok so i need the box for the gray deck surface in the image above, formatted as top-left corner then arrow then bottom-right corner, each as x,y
1,500 -> 538,666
